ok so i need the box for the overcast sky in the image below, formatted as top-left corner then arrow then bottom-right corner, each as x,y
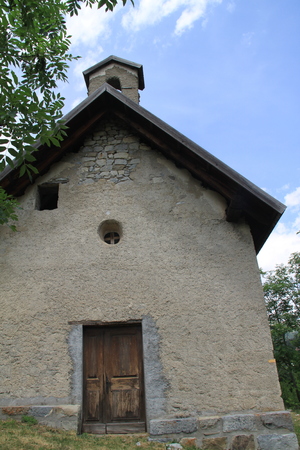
60,0 -> 300,271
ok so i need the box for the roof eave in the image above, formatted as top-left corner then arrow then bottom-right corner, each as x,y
0,83 -> 285,253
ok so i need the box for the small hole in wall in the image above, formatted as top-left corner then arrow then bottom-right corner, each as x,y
36,184 -> 59,210
98,220 -> 122,245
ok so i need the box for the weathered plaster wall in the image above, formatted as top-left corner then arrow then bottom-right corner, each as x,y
0,117 -> 283,422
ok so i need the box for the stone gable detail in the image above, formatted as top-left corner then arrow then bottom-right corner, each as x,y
77,118 -> 142,185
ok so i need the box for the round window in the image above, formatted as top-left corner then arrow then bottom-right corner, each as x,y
98,220 -> 122,245
104,231 -> 120,244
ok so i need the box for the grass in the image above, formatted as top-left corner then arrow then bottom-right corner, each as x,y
1,416 -> 300,450
21,415 -> 38,425
0,420 -> 175,450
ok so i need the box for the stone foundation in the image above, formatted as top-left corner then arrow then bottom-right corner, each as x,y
1,406 -> 298,449
149,411 -> 299,449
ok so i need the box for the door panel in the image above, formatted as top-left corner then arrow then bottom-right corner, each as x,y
82,325 -> 145,434
83,329 -> 104,423
111,389 -> 140,419
105,328 -> 144,423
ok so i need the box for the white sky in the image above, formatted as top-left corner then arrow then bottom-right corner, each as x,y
61,0 -> 300,272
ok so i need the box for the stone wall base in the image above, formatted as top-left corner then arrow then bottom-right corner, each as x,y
1,407 -> 299,449
149,411 -> 299,450
0,405 -> 80,431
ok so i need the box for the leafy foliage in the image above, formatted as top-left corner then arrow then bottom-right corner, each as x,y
66,0 -> 133,15
263,252 -> 300,409
0,0 -> 133,228
0,0 -> 72,175
0,186 -> 20,230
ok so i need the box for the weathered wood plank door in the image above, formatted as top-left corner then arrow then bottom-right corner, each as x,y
82,325 -> 145,434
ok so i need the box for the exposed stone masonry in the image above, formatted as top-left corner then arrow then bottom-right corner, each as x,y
77,118 -> 142,185
1,407 -> 298,449
149,411 -> 298,449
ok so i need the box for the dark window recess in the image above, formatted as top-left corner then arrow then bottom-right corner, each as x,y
106,76 -> 122,91
37,184 -> 59,210
104,232 -> 120,245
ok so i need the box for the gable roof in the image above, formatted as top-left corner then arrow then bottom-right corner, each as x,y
0,83 -> 285,253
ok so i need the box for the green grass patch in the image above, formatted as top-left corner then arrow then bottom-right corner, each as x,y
0,420 -> 169,450
21,415 -> 38,425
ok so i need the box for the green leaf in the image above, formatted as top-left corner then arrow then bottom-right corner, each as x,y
25,153 -> 37,162
6,156 -> 15,168
50,137 -> 61,147
19,165 -> 27,177
8,148 -> 19,158
27,164 -> 39,174
11,71 -> 18,85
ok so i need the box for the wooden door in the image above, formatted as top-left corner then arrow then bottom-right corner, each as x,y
82,325 -> 145,434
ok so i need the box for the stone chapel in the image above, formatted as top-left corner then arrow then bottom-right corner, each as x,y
0,56 -> 297,450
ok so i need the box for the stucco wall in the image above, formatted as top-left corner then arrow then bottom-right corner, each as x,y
0,117 -> 283,420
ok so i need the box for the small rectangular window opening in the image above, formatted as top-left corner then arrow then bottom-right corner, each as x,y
36,184 -> 59,210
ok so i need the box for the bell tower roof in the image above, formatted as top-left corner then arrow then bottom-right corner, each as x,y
83,55 -> 145,103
